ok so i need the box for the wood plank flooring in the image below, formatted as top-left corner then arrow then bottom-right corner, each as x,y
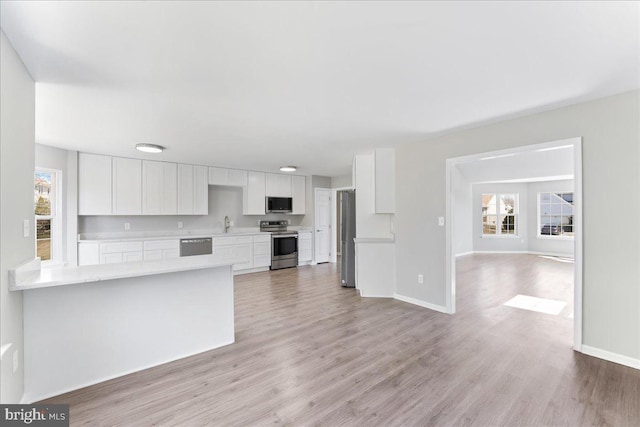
41,254 -> 640,426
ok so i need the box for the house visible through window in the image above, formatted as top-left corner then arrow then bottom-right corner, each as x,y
35,169 -> 60,262
482,193 -> 518,236
538,192 -> 574,237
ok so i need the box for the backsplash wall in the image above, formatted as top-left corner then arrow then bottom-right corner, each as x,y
78,185 -> 305,234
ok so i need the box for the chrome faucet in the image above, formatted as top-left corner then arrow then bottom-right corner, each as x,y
224,216 -> 231,233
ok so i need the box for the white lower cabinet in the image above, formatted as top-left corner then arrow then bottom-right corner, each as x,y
143,240 -> 179,261
99,241 -> 143,265
298,231 -> 312,263
253,234 -> 271,268
234,237 -> 253,271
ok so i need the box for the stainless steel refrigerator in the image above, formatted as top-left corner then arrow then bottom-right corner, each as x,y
340,190 -> 356,288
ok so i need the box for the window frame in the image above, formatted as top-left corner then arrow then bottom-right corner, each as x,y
537,191 -> 575,240
35,167 -> 63,265
481,192 -> 520,238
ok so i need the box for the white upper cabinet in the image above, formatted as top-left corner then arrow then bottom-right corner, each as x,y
78,153 -> 112,215
209,167 -> 248,187
243,171 -> 266,215
178,164 -> 208,215
291,175 -> 306,214
374,148 -> 395,214
142,160 -> 177,215
112,157 -> 142,215
266,173 -> 292,197
228,169 -> 248,186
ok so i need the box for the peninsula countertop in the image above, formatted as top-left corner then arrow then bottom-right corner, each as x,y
10,255 -> 238,291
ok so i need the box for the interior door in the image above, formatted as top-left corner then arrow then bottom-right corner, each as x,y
315,188 -> 331,263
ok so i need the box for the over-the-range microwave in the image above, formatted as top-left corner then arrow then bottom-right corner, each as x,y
265,197 -> 293,213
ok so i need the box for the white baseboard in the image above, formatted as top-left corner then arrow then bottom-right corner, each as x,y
455,251 -> 474,258
360,293 -> 394,298
466,250 -> 574,258
581,345 -> 640,370
473,250 -> 529,254
394,294 -> 450,314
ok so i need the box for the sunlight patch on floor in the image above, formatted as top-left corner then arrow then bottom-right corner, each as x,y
503,294 -> 567,315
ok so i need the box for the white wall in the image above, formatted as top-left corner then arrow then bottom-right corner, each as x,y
0,31 -> 34,403
452,165 -> 472,255
395,90 -> 639,362
472,183 -> 529,253
331,174 -> 352,189
527,180 -> 574,256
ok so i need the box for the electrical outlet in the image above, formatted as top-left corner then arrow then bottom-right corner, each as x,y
13,349 -> 18,373
418,274 -> 424,284
438,217 -> 445,227
177,221 -> 183,229
124,222 -> 131,230
23,219 -> 29,237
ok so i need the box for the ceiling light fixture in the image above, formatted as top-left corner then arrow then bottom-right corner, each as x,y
135,143 -> 164,153
279,166 -> 297,172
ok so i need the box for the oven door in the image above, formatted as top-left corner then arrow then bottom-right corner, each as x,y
272,235 -> 298,259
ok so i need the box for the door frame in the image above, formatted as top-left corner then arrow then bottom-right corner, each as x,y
330,186 -> 355,263
445,137 -> 583,352
314,187 -> 332,263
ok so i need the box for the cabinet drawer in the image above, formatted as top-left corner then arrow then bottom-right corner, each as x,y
100,241 -> 143,254
253,234 -> 271,243
213,237 -> 234,247
144,239 -> 179,251
298,232 -> 312,240
144,250 -> 163,261
100,253 -> 123,264
234,236 -> 253,245
123,252 -> 143,262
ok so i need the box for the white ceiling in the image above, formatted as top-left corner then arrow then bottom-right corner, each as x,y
1,1 -> 638,176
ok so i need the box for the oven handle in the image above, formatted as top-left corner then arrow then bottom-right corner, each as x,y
272,235 -> 298,239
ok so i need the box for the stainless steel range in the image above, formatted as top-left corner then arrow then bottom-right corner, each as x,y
260,220 -> 298,270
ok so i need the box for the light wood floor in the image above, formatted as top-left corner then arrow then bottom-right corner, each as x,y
42,254 -> 640,426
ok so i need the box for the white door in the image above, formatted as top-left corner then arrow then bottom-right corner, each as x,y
315,188 -> 331,263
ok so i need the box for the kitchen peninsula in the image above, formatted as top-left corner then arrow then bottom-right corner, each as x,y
10,256 -> 235,403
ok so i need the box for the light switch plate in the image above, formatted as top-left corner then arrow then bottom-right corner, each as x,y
438,217 -> 445,226
124,222 -> 131,230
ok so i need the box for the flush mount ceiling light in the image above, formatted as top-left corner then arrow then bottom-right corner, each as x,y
135,143 -> 164,153
279,166 -> 297,172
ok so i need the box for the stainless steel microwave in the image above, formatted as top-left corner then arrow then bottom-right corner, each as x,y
265,197 -> 293,213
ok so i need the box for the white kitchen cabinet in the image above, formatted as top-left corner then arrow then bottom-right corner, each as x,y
78,242 -> 100,266
253,234 -> 271,268
143,239 -> 179,260
228,169 -> 248,186
233,236 -> 253,271
142,160 -> 177,215
374,148 -> 395,214
298,231 -> 312,263
112,157 -> 142,215
178,164 -> 209,215
78,153 -> 112,215
209,167 -> 248,187
266,173 -> 292,197
208,167 -> 228,185
291,175 -> 306,214
99,241 -> 143,265
243,171 -> 266,215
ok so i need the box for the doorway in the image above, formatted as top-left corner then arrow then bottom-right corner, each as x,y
445,137 -> 583,351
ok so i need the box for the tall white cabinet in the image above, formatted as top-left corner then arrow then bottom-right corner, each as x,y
178,164 -> 208,215
243,171 -> 266,215
142,160 -> 177,215
291,175 -> 306,214
78,153 -> 112,215
112,157 -> 142,215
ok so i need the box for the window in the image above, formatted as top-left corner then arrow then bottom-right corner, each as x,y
538,192 -> 574,238
35,169 -> 61,263
482,193 -> 518,236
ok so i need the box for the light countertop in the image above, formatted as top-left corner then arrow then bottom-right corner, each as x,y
10,255 -> 237,291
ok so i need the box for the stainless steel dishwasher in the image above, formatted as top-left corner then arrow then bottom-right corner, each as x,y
179,238 -> 213,257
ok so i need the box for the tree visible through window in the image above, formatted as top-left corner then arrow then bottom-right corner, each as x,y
539,192 -> 574,237
35,170 -> 55,261
482,193 -> 518,236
